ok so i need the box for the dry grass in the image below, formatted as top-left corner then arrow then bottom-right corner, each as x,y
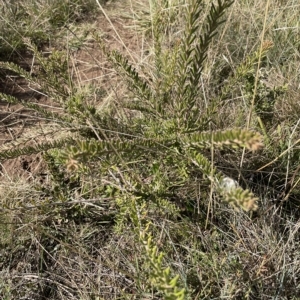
0,0 -> 300,299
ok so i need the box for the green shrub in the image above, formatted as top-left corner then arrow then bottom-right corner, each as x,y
1,0 -> 298,298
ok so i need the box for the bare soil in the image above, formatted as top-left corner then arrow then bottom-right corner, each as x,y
0,2 -> 143,182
